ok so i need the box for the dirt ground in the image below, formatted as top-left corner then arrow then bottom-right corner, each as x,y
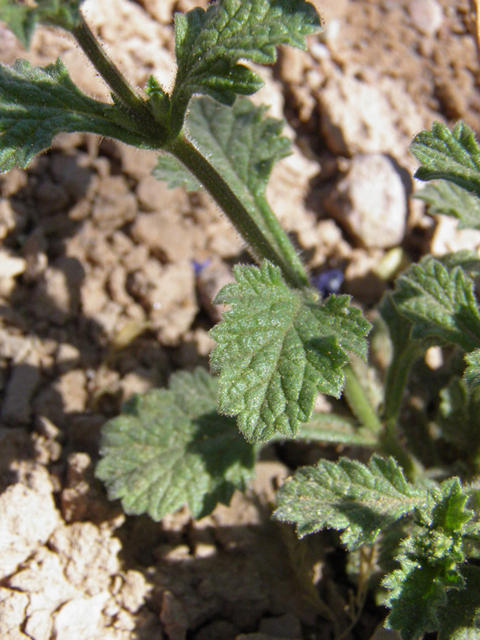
0,1 -> 479,638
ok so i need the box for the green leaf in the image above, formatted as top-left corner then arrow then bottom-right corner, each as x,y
465,349 -> 480,401
437,376 -> 480,457
0,0 -> 84,48
210,261 -> 371,442
96,368 -> 256,521
294,411 -> 377,446
391,256 -> 480,353
384,478 -> 475,640
411,122 -> 480,199
438,566 -> 480,640
415,181 -> 480,231
155,96 -> 290,200
274,455 -> 424,548
438,251 -> 480,278
153,154 -> 201,190
0,58 -> 155,173
169,0 -> 322,134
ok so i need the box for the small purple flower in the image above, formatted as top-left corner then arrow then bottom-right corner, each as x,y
192,259 -> 211,277
311,268 -> 344,297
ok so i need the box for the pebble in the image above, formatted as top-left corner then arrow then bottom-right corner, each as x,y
323,153 -> 408,249
408,0 -> 444,37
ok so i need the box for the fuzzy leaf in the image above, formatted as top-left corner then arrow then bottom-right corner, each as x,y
169,0 -> 322,134
154,96 -> 290,203
153,154 -> 201,190
391,257 -> 480,353
96,368 -> 255,521
438,566 -> 480,640
437,376 -> 480,457
294,412 -> 377,446
465,349 -> 480,401
411,122 -> 480,199
415,181 -> 480,230
274,455 -> 424,548
210,261 -> 371,442
0,58 -> 154,173
0,0 -> 84,48
384,478 -> 475,640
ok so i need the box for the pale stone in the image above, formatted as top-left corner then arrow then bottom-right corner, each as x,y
324,154 -> 407,249
0,484 -> 59,577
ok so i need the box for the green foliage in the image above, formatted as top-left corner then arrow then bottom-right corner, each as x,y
95,368 -> 255,520
3,4 -> 480,638
411,121 -> 480,199
0,58 -> 151,172
274,456 -> 424,548
391,256 -> 480,353
415,181 -> 480,230
168,0 -> 321,135
383,478 -> 477,640
210,261 -> 371,442
155,95 -> 290,203
465,349 -> 480,401
0,0 -> 84,48
438,565 -> 480,639
437,376 -> 480,459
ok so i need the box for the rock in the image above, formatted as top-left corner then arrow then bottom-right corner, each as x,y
408,0 -> 443,37
129,260 -> 198,345
136,174 -> 190,214
0,588 -> 30,640
266,146 -> 319,231
91,176 -> 137,231
0,249 -> 26,278
115,570 -> 151,614
61,452 -> 116,523
130,211 -> 195,262
1,357 -> 41,425
318,74 -> 403,158
31,257 -> 85,325
344,249 -> 387,303
53,593 -> 110,640
429,215 -> 480,256
0,482 -> 59,577
49,522 -> 121,595
0,198 -> 20,240
323,154 -> 408,249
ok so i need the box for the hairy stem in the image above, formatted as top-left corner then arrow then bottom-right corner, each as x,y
382,343 -> 423,424
72,13 -> 166,143
167,135 -> 309,289
255,195 -> 309,288
343,365 -> 382,435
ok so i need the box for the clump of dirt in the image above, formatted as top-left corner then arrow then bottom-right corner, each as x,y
0,1 -> 479,638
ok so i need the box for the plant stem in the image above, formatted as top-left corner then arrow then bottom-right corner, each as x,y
382,343 -> 422,424
343,365 -> 382,435
255,195 -> 309,288
72,13 -> 166,143
167,135 -> 309,289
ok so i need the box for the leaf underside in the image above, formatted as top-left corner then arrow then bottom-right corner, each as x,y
0,58 -> 150,173
96,368 -> 255,521
274,455 -> 424,548
210,261 -> 371,442
391,256 -> 480,353
169,0 -> 322,133
154,96 -> 290,202
415,180 -> 480,231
